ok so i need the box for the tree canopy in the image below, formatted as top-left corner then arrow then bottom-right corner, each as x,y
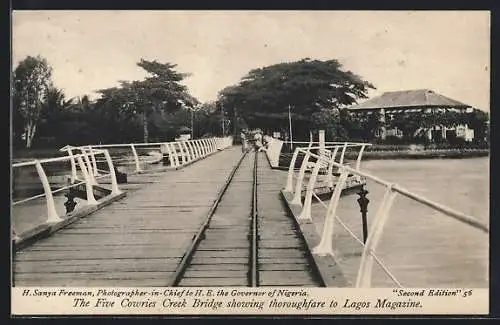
13,55 -> 54,148
216,58 -> 375,139
96,59 -> 198,142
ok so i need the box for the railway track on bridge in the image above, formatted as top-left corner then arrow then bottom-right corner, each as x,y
169,150 -> 325,287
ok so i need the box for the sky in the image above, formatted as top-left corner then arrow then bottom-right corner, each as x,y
12,10 -> 491,111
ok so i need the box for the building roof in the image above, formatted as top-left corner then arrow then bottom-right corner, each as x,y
348,89 -> 470,110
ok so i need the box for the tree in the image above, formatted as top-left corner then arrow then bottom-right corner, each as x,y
12,55 -> 53,148
389,112 -> 423,140
37,87 -> 74,144
216,58 -> 375,140
97,59 -> 198,143
467,109 -> 489,143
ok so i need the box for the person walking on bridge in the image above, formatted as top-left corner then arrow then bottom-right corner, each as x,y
240,130 -> 247,152
254,130 -> 264,152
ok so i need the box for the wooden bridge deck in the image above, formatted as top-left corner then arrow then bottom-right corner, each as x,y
13,147 -> 244,286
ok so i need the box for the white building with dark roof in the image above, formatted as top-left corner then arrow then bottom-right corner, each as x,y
348,89 -> 474,141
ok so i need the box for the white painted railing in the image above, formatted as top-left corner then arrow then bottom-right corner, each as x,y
62,136 -> 234,174
283,145 -> 489,288
286,143 -> 370,218
12,148 -> 122,237
264,135 -> 370,169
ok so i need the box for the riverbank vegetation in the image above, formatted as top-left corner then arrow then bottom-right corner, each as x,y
12,55 -> 489,155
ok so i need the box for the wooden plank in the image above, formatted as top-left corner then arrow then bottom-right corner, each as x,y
189,257 -> 248,265
258,257 -> 313,264
258,249 -> 307,258
13,147 -> 245,287
259,271 -> 318,285
256,153 -> 324,287
15,278 -> 171,287
194,249 -> 249,258
182,270 -> 247,278
187,264 -> 247,271
259,263 -> 311,271
15,259 -> 180,273
179,277 -> 247,286
15,271 -> 174,281
280,189 -> 349,287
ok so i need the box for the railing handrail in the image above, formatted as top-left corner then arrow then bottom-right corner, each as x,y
268,139 -> 372,146
287,143 -> 487,287
59,137 -> 226,150
297,144 -> 370,150
12,149 -> 107,168
12,137 -> 233,237
296,147 -> 488,234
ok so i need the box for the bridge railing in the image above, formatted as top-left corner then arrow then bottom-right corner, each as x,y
284,145 -> 489,288
263,135 -> 370,169
60,136 -> 233,174
285,143 -> 371,217
12,148 -> 121,239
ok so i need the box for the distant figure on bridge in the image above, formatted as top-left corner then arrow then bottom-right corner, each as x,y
240,130 -> 248,152
253,130 -> 265,152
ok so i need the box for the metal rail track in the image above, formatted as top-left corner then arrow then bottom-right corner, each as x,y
167,150 -> 249,286
169,150 -> 324,287
249,150 -> 258,286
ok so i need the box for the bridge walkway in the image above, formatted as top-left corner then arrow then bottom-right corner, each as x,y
13,147 -> 244,286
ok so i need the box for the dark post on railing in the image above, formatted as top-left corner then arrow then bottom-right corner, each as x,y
357,187 -> 370,243
64,188 -> 78,214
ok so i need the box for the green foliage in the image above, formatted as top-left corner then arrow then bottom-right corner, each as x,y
216,58 -> 375,139
96,59 -> 198,142
12,55 -> 54,148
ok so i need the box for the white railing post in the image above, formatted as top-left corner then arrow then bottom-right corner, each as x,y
206,138 -> 212,154
34,160 -> 63,223
354,144 -> 367,182
182,141 -> 191,162
327,146 -> 340,188
206,138 -> 212,153
266,137 -> 283,168
356,144 -> 366,171
168,142 -> 180,167
207,138 -> 213,153
88,145 -> 99,176
197,140 -> 203,157
192,140 -> 200,159
186,141 -> 196,161
291,150 -> 312,205
76,155 -> 98,205
165,143 -> 176,167
298,157 -> 322,220
200,139 -> 206,156
355,185 -> 398,288
196,140 -> 203,156
103,149 -> 122,195
192,140 -> 199,158
312,168 -> 349,256
211,138 -> 217,151
285,148 -> 300,192
178,142 -> 187,165
130,144 -> 142,172
80,147 -> 97,185
340,142 -> 348,165
201,139 -> 208,156
65,147 -> 77,183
